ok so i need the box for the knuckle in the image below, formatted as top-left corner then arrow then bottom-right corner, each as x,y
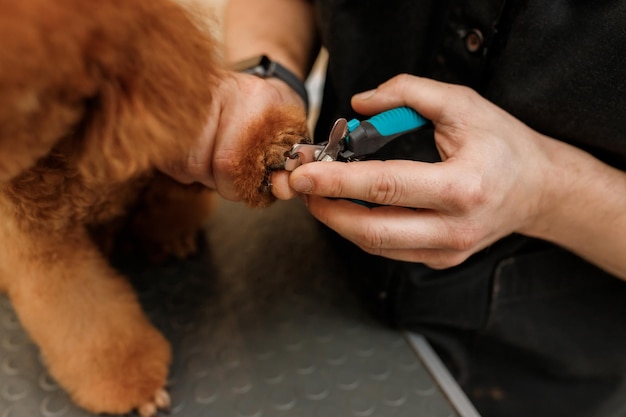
443,175 -> 486,213
359,222 -> 389,251
453,84 -> 480,107
381,73 -> 415,98
446,227 -> 480,252
443,85 -> 483,126
438,214 -> 485,253
317,173 -> 345,198
368,170 -> 403,205
460,185 -> 486,212
393,73 -> 413,88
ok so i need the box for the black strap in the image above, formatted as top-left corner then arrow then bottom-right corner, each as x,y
235,55 -> 309,113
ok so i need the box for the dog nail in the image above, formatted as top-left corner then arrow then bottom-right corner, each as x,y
154,389 -> 171,409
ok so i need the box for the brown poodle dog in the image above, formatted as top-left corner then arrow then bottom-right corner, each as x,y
0,0 -> 308,415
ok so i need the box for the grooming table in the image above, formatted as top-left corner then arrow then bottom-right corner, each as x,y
0,198 -> 480,417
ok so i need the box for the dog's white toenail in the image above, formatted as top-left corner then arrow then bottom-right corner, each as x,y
155,389 -> 171,409
138,402 -> 157,417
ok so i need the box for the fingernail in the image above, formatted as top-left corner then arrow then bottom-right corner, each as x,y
292,176 -> 313,193
353,89 -> 376,101
298,194 -> 309,207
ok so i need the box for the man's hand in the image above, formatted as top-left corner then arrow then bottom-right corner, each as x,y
157,69 -> 306,202
277,74 -> 626,278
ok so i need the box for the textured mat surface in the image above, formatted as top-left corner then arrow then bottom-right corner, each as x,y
0,198 -> 470,417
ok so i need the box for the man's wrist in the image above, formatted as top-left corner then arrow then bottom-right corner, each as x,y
230,55 -> 309,112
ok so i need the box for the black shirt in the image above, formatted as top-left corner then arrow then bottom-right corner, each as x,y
312,2 -> 626,416
315,0 -> 626,168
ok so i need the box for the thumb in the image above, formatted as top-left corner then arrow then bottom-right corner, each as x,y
351,74 -> 452,123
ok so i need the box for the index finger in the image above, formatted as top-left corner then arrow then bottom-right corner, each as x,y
290,159 -> 464,211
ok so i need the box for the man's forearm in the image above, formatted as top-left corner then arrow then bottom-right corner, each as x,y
223,0 -> 319,80
521,135 -> 626,280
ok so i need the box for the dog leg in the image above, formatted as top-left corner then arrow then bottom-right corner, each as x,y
122,172 -> 215,262
0,223 -> 171,416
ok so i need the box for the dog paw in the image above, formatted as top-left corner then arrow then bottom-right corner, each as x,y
232,105 -> 308,208
123,177 -> 214,262
46,315 -> 173,416
69,351 -> 172,416
154,229 -> 201,260
138,389 -> 171,417
67,346 -> 172,416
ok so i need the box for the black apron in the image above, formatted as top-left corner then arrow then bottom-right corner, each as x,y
313,1 -> 626,416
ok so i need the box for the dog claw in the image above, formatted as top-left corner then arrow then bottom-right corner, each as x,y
138,402 -> 156,417
137,389 -> 170,417
154,389 -> 171,410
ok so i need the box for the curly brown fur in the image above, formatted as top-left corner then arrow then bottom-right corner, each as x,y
0,0 -> 307,415
233,105 -> 309,207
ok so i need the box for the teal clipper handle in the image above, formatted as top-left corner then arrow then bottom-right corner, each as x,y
343,107 -> 429,159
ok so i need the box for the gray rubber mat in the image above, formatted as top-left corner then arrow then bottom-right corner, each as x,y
0,198 -> 479,417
